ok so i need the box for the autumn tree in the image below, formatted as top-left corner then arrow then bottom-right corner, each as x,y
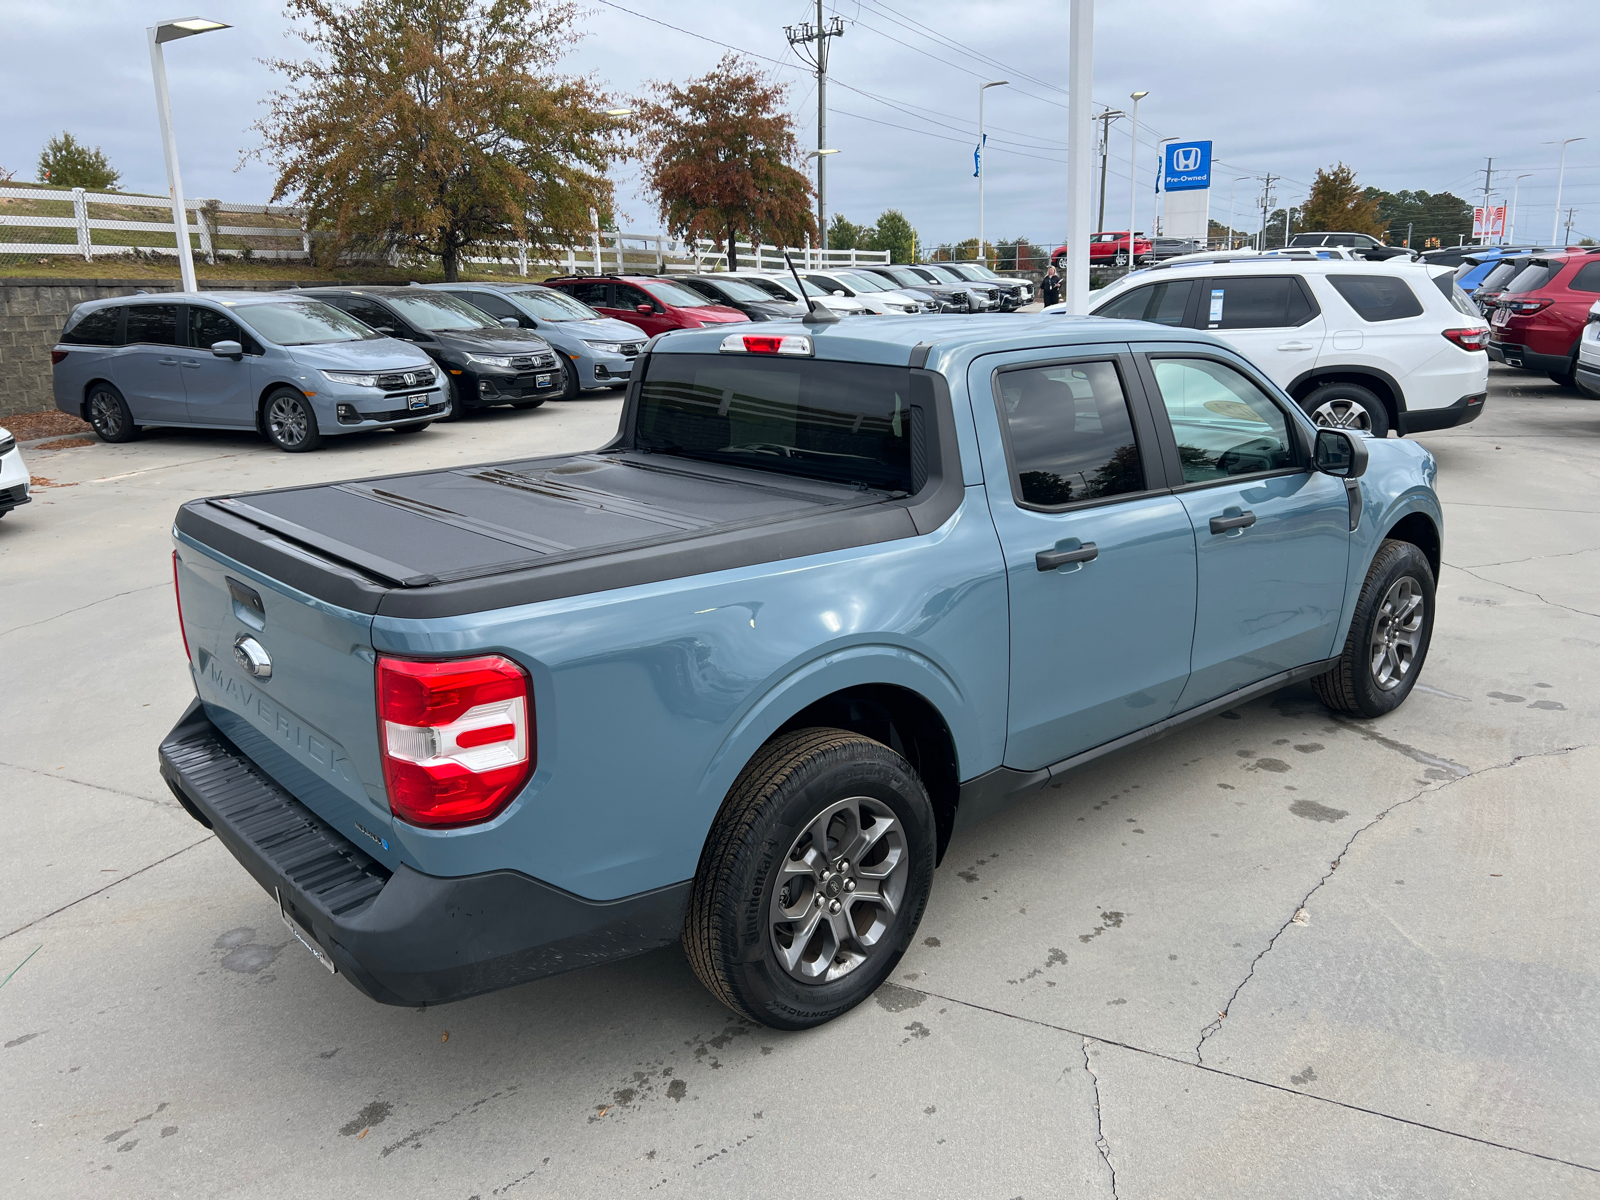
633,55 -> 814,271
38,133 -> 120,190
1299,163 -> 1388,238
256,0 -> 622,280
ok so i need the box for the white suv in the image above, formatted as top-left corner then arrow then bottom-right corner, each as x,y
0,426 -> 32,519
1049,254 -> 1490,436
798,268 -> 933,314
1577,299 -> 1600,399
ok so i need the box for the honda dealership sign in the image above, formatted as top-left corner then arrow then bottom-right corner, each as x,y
1163,141 -> 1213,192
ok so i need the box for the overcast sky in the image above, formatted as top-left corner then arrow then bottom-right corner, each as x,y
5,0 -> 1596,249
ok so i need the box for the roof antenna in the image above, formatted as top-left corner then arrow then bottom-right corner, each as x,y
785,252 -> 838,325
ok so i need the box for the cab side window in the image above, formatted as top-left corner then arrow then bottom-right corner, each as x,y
997,361 -> 1146,508
1149,358 -> 1297,483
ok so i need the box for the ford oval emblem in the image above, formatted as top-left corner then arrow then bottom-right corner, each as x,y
234,635 -> 273,680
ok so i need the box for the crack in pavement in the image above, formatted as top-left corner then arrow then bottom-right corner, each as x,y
0,582 -> 167,639
0,759 -> 178,809
1447,562 -> 1600,620
907,984 -> 1599,1176
1461,544 -> 1600,570
1,835 -> 214,944
1081,1037 -> 1119,1198
1193,744 -> 1589,1066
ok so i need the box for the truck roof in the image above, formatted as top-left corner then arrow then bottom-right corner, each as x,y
652,313 -> 1211,369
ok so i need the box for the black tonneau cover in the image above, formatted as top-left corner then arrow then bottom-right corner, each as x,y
176,448 -> 961,619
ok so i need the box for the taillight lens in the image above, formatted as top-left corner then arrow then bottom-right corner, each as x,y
1501,298 -> 1552,315
172,551 -> 192,663
50,350 -> 68,366
377,655 -> 533,828
1442,327 -> 1490,350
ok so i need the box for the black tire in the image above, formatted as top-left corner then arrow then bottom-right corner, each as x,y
394,421 -> 430,434
551,356 -> 580,401
1312,539 -> 1435,718
1547,363 -> 1578,389
260,387 -> 323,453
437,377 -> 465,422
684,728 -> 937,1031
85,383 -> 140,443
1301,382 -> 1391,438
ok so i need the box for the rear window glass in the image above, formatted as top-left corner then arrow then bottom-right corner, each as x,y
635,353 -> 913,491
1430,274 -> 1481,318
1327,275 -> 1425,321
61,306 -> 121,346
1477,261 -> 1521,291
1504,261 -> 1559,294
1569,261 -> 1600,293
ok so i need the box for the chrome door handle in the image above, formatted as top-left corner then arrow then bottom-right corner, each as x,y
1277,341 -> 1313,351
158,357 -> 181,365
1209,511 -> 1257,534
1036,542 -> 1099,570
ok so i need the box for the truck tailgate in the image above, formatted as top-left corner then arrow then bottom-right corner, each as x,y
173,540 -> 396,859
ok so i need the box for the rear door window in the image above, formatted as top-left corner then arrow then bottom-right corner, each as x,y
1201,277 -> 1316,329
1094,280 -> 1195,326
1327,275 -> 1425,321
996,361 -> 1146,507
61,306 -> 122,346
124,304 -> 181,346
1569,262 -> 1600,293
1148,358 -> 1298,482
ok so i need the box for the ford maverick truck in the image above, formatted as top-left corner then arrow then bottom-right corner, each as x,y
159,315 -> 1442,1030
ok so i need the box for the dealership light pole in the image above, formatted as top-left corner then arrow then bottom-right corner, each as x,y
149,17 -> 230,293
1548,138 -> 1585,244
1507,173 -> 1533,245
1126,91 -> 1147,265
1064,0 -> 1093,312
977,80 -> 1009,266
1226,175 -> 1251,249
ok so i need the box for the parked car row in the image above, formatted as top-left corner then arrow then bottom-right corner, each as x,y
1047,251 -> 1490,436
1485,248 -> 1600,387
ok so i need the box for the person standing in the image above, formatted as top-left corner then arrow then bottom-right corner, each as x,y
1041,263 -> 1063,307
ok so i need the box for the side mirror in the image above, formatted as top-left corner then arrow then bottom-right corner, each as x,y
210,340 -> 243,359
831,290 -> 845,296
375,325 -> 398,335
1314,428 -> 1369,479
499,316 -> 520,328
636,303 -> 655,315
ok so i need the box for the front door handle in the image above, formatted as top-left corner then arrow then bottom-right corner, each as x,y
180,360 -> 202,369
1036,542 -> 1099,570
158,357 -> 181,365
1209,511 -> 1257,534
1277,341 -> 1313,351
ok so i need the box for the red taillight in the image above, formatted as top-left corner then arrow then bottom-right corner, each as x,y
172,551 -> 192,663
50,350 -> 68,366
1501,298 -> 1552,315
376,655 -> 533,828
1442,327 -> 1490,350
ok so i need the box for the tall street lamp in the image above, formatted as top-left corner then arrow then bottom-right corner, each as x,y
1508,173 -> 1533,245
977,80 -> 1009,266
1127,90 -> 1147,266
149,17 -> 230,293
1547,138 -> 1585,243
1226,175 -> 1252,249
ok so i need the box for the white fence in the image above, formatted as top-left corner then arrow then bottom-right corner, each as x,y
0,186 -> 889,275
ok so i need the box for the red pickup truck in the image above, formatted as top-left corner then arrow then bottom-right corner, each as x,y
1051,231 -> 1153,267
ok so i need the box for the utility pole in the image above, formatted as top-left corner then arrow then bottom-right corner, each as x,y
1093,108 -> 1124,232
1564,207 -> 1579,243
1256,173 -> 1278,250
785,6 -> 844,250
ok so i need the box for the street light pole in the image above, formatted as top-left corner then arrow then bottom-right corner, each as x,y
1127,91 -> 1147,267
148,18 -> 230,293
1509,173 -> 1533,244
977,80 -> 1009,267
1227,175 -> 1251,249
1064,0 -> 1093,312
1548,138 -> 1586,243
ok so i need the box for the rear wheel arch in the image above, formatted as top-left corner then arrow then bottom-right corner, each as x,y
1289,367 -> 1403,427
771,685 -> 960,865
1383,511 -> 1441,579
79,378 -> 118,419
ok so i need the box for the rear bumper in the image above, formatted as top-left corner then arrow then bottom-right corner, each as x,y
158,700 -> 688,1006
1397,391 -> 1487,434
1488,340 -> 1570,374
1576,361 -> 1600,397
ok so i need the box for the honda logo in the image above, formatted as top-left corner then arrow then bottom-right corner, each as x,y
403,372 -> 416,386
1173,147 -> 1202,172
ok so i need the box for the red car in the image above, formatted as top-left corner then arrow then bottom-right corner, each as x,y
1487,249 -> 1600,387
1050,231 -> 1153,268
543,274 -> 749,336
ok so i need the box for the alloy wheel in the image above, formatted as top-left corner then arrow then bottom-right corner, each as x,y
769,795 -> 908,983
1369,576 -> 1424,691
1310,398 -> 1373,431
267,394 -> 309,448
89,391 -> 123,437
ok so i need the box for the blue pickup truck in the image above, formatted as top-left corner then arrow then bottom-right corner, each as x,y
159,314 -> 1441,1029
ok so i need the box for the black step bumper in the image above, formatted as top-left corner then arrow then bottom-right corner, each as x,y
158,701 -> 688,1006
1396,391 -> 1487,435
1488,340 -> 1570,375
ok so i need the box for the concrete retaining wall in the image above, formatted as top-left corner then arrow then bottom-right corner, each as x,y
0,278 -> 317,420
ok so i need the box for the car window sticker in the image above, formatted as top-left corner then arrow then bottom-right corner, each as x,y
1209,288 -> 1225,325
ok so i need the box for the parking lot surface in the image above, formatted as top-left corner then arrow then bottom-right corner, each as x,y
3,368 -> 1597,1197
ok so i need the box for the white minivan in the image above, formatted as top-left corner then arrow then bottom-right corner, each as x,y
1048,254 -> 1491,436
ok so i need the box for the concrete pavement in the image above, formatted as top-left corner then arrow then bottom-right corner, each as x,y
2,368 -> 1596,1197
